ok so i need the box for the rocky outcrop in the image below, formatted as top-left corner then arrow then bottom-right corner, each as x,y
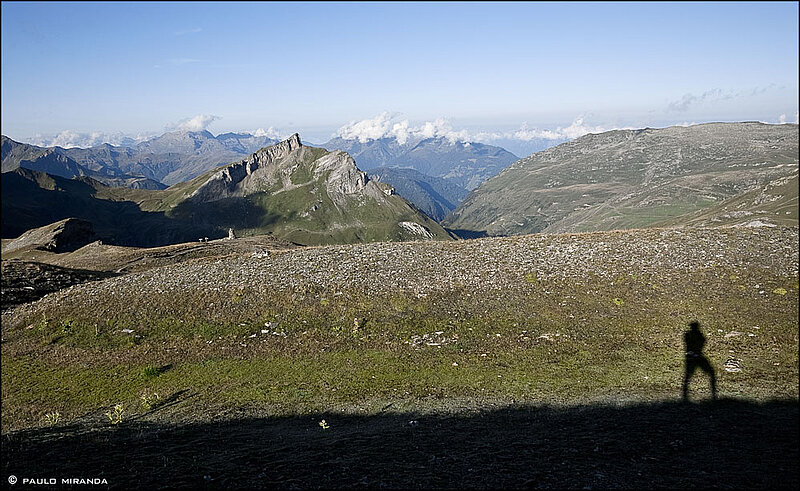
187,133 -> 387,207
311,150 -> 387,207
3,218 -> 96,254
187,133 -> 307,202
169,134 -> 452,245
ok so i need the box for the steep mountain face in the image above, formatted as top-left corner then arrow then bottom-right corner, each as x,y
2,136 -> 451,247
444,122 -> 799,236
1,136 -> 167,190
321,136 -> 518,190
58,130 -> 279,185
368,167 -> 469,221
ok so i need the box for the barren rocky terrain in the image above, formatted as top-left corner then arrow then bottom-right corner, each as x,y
2,225 -> 798,487
7,226 -> 796,320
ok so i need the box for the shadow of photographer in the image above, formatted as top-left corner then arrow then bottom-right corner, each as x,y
682,320 -> 717,402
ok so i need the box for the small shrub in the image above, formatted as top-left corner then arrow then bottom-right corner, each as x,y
106,404 -> 124,425
60,320 -> 74,335
612,298 -> 625,306
141,366 -> 161,380
44,411 -> 60,426
140,391 -> 160,411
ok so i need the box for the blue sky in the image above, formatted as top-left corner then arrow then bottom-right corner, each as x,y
1,1 -> 798,147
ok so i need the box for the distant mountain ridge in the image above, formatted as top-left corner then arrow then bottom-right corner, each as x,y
1,136 -> 167,190
5,131 -> 522,219
321,136 -> 519,190
57,130 -> 280,185
444,122 -> 799,235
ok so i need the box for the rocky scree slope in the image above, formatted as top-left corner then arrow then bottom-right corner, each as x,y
6,226 -> 796,332
444,122 -> 799,236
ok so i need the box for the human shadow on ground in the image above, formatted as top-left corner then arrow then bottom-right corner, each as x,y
683,320 -> 717,402
3,399 -> 797,489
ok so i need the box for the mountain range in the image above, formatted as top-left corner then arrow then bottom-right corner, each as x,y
443,122 -> 799,235
321,136 -> 519,191
2,131 -> 282,188
4,122 -> 797,250
2,134 -> 450,247
55,130 -> 280,186
2,136 -> 167,190
3,131 -> 522,219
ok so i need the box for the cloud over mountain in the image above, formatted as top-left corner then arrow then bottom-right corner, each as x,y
666,85 -> 784,113
166,114 -> 221,132
481,117 -> 617,142
334,112 -> 617,146
252,127 -> 282,139
26,130 -> 153,149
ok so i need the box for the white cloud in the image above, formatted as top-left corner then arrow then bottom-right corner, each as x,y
336,112 -> 491,145
667,89 -> 731,112
166,114 -> 220,132
26,130 -> 153,148
253,126 -> 282,139
335,113 -> 617,146
391,120 -> 411,145
779,112 -> 800,124
335,111 -> 398,143
468,117 -> 614,143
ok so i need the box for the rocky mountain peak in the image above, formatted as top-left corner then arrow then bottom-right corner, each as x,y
187,134 -> 335,203
248,133 -> 302,165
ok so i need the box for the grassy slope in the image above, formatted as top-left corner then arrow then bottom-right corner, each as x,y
2,227 -> 797,432
444,123 -> 799,235
658,173 -> 799,228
